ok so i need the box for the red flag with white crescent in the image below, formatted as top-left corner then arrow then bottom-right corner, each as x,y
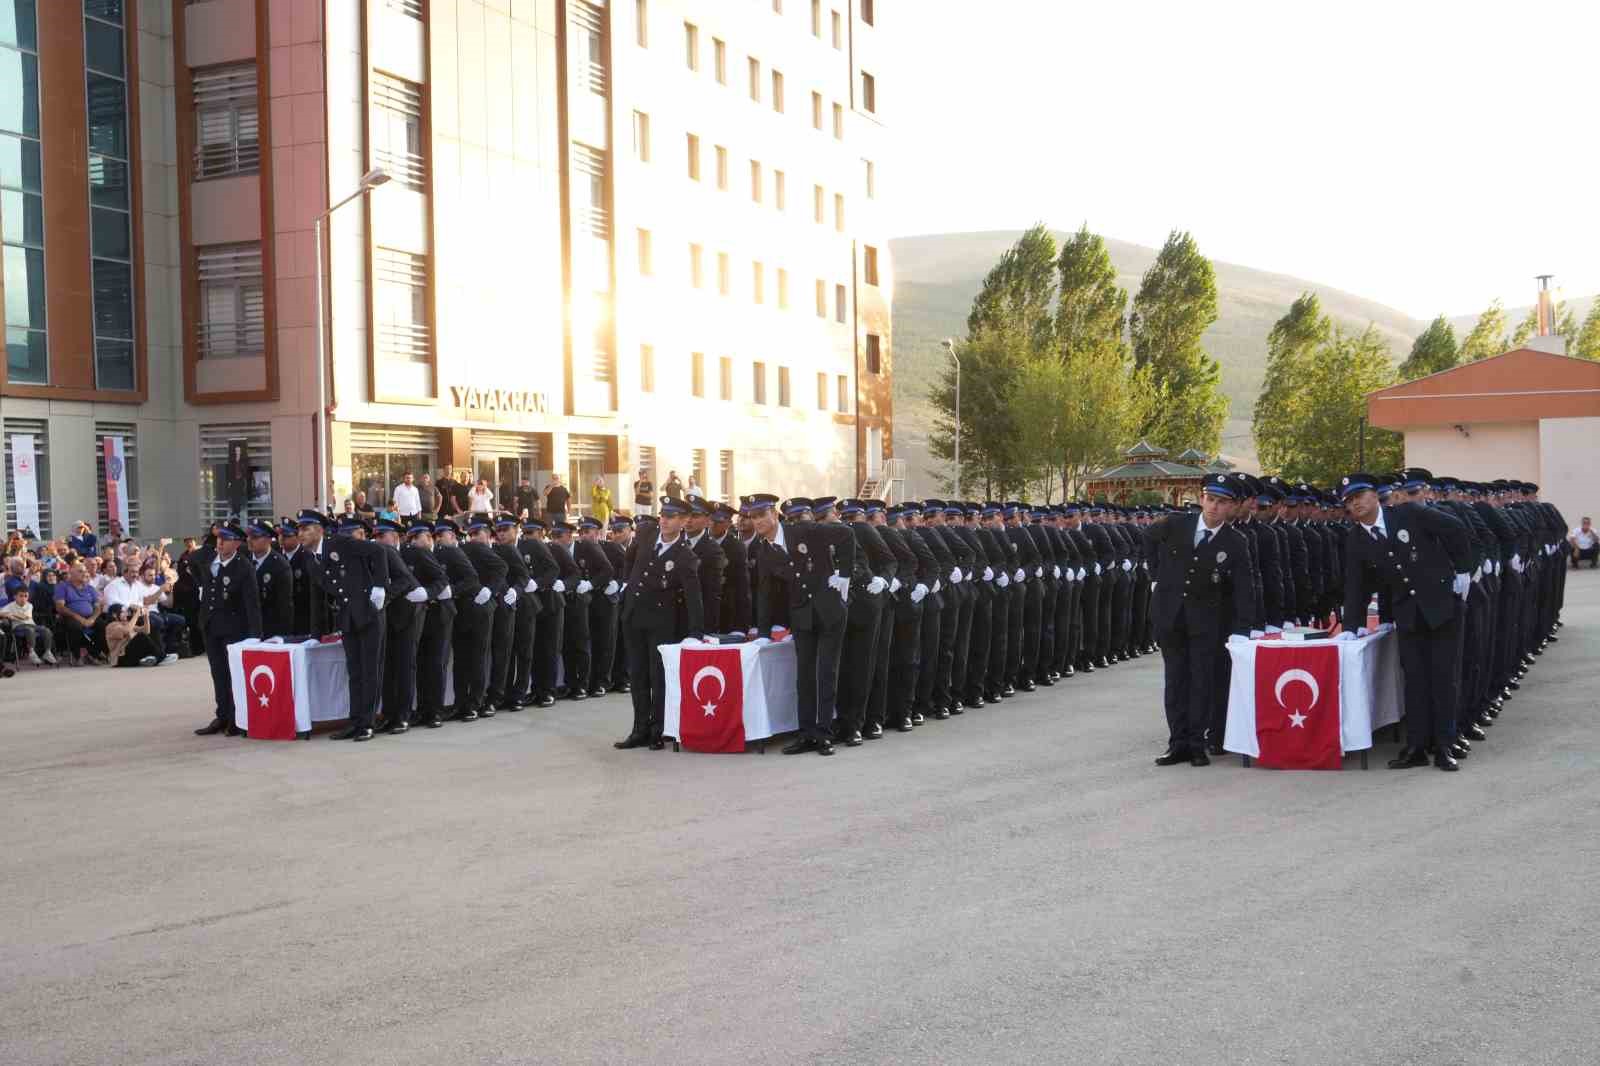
1253,644 -> 1342,770
241,648 -> 297,740
677,647 -> 745,753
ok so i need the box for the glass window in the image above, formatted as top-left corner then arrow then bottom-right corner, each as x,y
777,366 -> 790,407
1,2 -> 39,51
374,248 -> 430,363
866,333 -> 881,374
88,153 -> 128,207
0,133 -> 42,192
197,243 -> 265,359
84,18 -> 123,77
370,72 -> 424,189
85,73 -> 127,157
6,325 -> 46,383
84,0 -> 123,25
91,259 -> 133,338
3,244 -> 44,327
91,206 -> 129,259
0,188 -> 41,245
95,338 -> 134,390
193,64 -> 259,179
0,50 -> 40,136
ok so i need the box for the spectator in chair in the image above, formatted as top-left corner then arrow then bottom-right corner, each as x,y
1570,517 -> 1598,569
0,586 -> 56,664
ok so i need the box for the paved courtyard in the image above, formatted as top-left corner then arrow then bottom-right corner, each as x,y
3,573 -> 1598,1065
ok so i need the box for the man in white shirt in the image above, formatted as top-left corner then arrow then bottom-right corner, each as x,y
103,560 -> 181,661
1570,516 -> 1598,569
392,472 -> 423,518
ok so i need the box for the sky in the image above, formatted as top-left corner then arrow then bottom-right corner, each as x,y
887,0 -> 1600,320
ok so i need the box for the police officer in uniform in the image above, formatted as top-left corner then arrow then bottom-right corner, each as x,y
533,518 -> 575,700
431,518 -> 484,720
371,516 -> 427,733
193,521 -> 263,736
289,509 -> 333,636
711,502 -> 752,634
321,517 -> 391,741
246,520 -> 295,638
603,515 -> 635,692
405,519 -> 454,729
615,497 -> 705,750
488,514 -> 529,711
457,516 -> 508,719
513,519 -> 561,708
577,515 -> 621,697
833,498 -> 896,745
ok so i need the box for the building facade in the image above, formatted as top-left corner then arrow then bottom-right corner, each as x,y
1,0 -> 893,538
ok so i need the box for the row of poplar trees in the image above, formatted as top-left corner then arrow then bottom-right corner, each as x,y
927,224 -> 1229,501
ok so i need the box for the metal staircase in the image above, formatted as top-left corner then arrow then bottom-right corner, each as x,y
857,458 -> 907,505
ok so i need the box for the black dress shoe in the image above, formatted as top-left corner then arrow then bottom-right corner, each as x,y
226,725 -> 246,737
1505,680 -> 1521,691
1207,742 -> 1225,756
387,721 -> 410,735
614,734 -> 648,749
614,682 -> 631,694
911,712 -> 925,725
864,724 -> 884,739
1019,680 -> 1036,693
1434,753 -> 1460,771
929,708 -> 951,721
351,728 -> 375,742
1095,657 -> 1111,669
535,695 -> 556,708
1155,748 -> 1190,767
967,696 -> 985,709
894,718 -> 914,732
648,739 -> 666,750
948,703 -> 964,716
1449,741 -> 1470,759
478,707 -> 497,718
1476,713 -> 1494,729
589,687 -> 608,698
841,730 -> 863,747
782,737 -> 816,755
195,718 -> 226,736
1463,723 -> 1487,741
454,708 -> 479,722
815,738 -> 835,756
1002,684 -> 1016,697
374,717 -> 391,732
570,689 -> 589,701
1546,634 -> 1558,642
1063,665 -> 1075,678
423,716 -> 444,729
1190,751 -> 1211,767
1387,748 -> 1429,769
1081,662 -> 1095,674
1037,677 -> 1055,687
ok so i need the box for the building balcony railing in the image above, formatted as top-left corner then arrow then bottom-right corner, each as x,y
377,321 -> 431,364
374,149 -> 426,191
194,140 -> 261,181
197,321 -> 265,360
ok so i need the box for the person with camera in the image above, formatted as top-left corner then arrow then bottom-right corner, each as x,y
103,603 -> 165,667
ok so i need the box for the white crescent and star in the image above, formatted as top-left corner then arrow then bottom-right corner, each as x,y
1274,668 -> 1319,728
249,664 -> 276,707
692,665 -> 726,717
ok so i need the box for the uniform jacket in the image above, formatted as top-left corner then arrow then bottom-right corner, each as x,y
1341,502 -> 1472,633
319,535 -> 391,632
197,551 -> 263,641
686,531 -> 726,626
252,549 -> 295,637
754,520 -> 855,632
620,530 -> 705,637
461,541 -> 509,601
403,544 -> 454,624
715,531 -> 752,632
516,536 -> 563,614
1145,514 -> 1254,638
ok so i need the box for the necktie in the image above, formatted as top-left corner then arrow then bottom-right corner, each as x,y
1199,529 -> 1213,548
1370,526 -> 1386,543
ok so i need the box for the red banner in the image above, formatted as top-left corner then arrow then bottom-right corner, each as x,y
1253,644 -> 1342,770
677,646 -> 745,753
240,648 -> 298,740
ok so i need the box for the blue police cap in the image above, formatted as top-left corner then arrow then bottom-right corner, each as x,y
1339,472 -> 1380,500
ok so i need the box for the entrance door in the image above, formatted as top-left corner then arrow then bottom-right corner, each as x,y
866,426 -> 883,480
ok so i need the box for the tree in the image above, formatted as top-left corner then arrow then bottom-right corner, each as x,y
1397,314 -> 1458,380
1016,342 -> 1154,501
1259,326 -> 1404,484
1054,224 -> 1127,353
1509,300 -> 1580,350
1129,230 -> 1228,454
964,223 -> 1058,356
1459,299 -> 1509,361
1574,299 -> 1600,361
927,329 -> 1030,498
1254,293 -> 1331,466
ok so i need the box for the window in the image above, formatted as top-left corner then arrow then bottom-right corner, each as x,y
713,37 -> 726,84
864,158 -> 875,199
636,228 -> 652,275
837,375 -> 849,413
683,21 -> 698,70
750,159 -> 762,203
635,0 -> 647,47
862,0 -> 875,25
718,450 -> 734,503
371,72 -> 425,190
752,362 -> 767,404
199,422 -> 272,525
771,70 -> 784,113
752,261 -> 764,304
831,9 -> 842,48
4,419 -> 51,537
688,243 -> 703,288
866,333 -> 881,374
2,11 -> 47,386
832,101 -> 843,139
811,0 -> 821,36
778,366 -> 791,407
640,344 -> 655,391
715,145 -> 727,190
774,169 -> 786,210
862,71 -> 877,112
864,245 -> 879,285
777,268 -> 789,309
717,251 -> 730,295
95,423 -> 140,536
686,133 -> 700,180
197,243 -> 265,359
813,184 -> 824,223
632,110 -> 650,162
816,372 -> 827,409
772,0 -> 783,11
747,57 -> 760,102
814,279 -> 826,318
835,283 -> 847,323
835,192 -> 845,232
811,92 -> 823,131
691,449 -> 707,492
691,351 -> 705,397
719,356 -> 732,400
193,64 -> 258,179
374,248 -> 430,363
86,5 -> 135,390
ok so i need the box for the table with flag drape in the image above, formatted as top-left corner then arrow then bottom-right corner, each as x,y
660,638 -> 800,751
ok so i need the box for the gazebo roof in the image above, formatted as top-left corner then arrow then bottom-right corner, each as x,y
1124,440 -> 1168,459
1091,459 -> 1209,481
1175,448 -> 1209,463
1205,456 -> 1235,472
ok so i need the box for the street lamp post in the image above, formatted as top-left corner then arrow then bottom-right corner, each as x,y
942,338 -> 961,498
313,167 -> 390,508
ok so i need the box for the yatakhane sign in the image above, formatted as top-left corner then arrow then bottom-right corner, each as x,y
446,385 -> 550,414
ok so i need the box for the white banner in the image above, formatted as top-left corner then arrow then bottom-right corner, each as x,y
103,435 -> 129,531
9,434 -> 40,535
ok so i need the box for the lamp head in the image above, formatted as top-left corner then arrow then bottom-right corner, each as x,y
359,167 -> 392,189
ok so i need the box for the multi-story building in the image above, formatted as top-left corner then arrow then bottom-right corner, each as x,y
0,0 -> 893,538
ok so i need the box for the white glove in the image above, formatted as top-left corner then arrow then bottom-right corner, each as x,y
473,587 -> 492,605
604,580 -> 620,596
438,584 -> 453,600
950,567 -> 963,584
997,573 -> 1010,588
577,579 -> 594,595
1249,629 -> 1264,639
552,579 -> 566,594
1471,565 -> 1482,583
827,574 -> 850,600
911,583 -> 928,604
1356,627 -> 1370,637
265,635 -> 286,644
1093,563 -> 1102,576
1077,568 -> 1086,581
889,577 -> 901,594
502,588 -> 517,606
867,576 -> 887,595
1014,568 -> 1026,582
1333,631 -> 1357,642
1036,566 -> 1044,578
1511,553 -> 1522,572
1375,622 -> 1395,634
525,579 -> 538,593
1265,624 -> 1282,634
1053,565 -> 1061,579
1122,559 -> 1132,572
1151,581 -> 1157,594
405,586 -> 428,603
1452,572 -> 1470,599
932,579 -> 942,594
982,567 -> 994,582
369,587 -> 386,610
1227,633 -> 1249,645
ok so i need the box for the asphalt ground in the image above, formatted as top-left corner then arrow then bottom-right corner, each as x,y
3,572 -> 1598,1065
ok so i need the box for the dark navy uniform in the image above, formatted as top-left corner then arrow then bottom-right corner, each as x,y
513,526 -> 561,706
432,521 -> 484,718
406,527 -> 455,728
457,529 -> 508,717
193,528 -> 262,735
835,503 -> 896,742
372,531 -> 423,730
251,547 -> 295,638
618,522 -> 705,747
489,519 -> 531,710
320,523 -> 391,737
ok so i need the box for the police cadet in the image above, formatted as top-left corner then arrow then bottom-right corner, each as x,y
980,503 -> 1017,701
289,508 -> 332,636
321,516 -> 390,742
193,521 -> 262,737
514,518 -> 562,708
532,517 -> 575,699
603,515 -> 635,693
456,516 -> 507,720
750,495 -> 855,755
615,496 -> 705,750
556,517 -> 612,699
1145,473 -> 1254,767
709,502 -> 752,634
683,497 -> 728,637
1338,471 -> 1474,771
867,499 -> 924,736
405,519 -> 455,730
961,503 -> 1003,708
246,520 -> 294,638
431,517 -> 486,720
581,516 -> 624,698
833,498 -> 895,746
908,502 -> 953,721
370,517 -> 426,734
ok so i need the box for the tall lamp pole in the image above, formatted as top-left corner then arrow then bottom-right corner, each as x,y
313,167 -> 391,508
942,338 -> 961,498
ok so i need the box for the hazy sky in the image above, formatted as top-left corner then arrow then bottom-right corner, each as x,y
888,0 -> 1600,320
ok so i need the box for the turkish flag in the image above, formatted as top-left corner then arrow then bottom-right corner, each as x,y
678,646 -> 745,753
1253,644 -> 1342,770
240,648 -> 298,740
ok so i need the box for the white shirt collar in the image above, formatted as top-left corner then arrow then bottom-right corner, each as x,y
1194,517 -> 1223,547
771,523 -> 788,552
1362,509 -> 1388,538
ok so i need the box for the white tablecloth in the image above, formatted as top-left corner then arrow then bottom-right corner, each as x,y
228,638 -> 350,735
660,638 -> 799,744
1223,629 -> 1404,757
